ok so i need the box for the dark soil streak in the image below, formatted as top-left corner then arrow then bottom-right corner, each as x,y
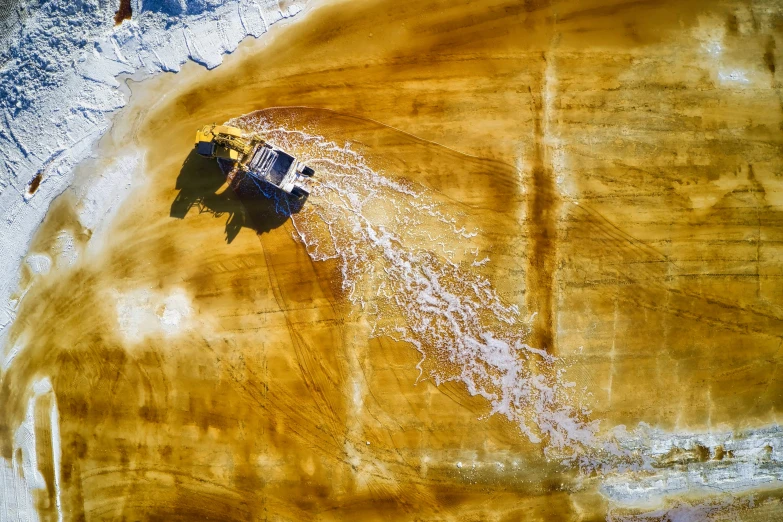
27,172 -> 42,195
114,0 -> 132,25
764,36 -> 776,74
525,68 -> 559,355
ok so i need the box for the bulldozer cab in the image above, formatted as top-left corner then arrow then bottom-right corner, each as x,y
194,123 -> 315,200
195,124 -> 244,161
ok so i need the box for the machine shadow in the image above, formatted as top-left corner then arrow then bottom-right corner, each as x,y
170,150 -> 307,243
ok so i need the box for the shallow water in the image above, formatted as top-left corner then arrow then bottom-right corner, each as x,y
2,0 -> 783,519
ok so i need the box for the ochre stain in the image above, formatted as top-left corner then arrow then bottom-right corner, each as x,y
525,65 -> 559,355
764,36 -> 776,74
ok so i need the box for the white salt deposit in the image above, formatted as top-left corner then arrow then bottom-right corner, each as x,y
14,397 -> 46,492
692,15 -> 727,59
48,379 -> 63,522
75,151 -> 142,240
596,423 -> 783,508
0,459 -> 39,522
24,254 -> 51,275
158,291 -> 193,334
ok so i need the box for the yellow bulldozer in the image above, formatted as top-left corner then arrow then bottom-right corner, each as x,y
195,124 -> 314,199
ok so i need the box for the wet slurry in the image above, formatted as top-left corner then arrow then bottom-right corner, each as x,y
2,0 -> 783,519
228,108 -> 596,455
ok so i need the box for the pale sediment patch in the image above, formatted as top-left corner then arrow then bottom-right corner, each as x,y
25,254 -> 51,276
690,12 -> 765,89
114,287 -> 194,344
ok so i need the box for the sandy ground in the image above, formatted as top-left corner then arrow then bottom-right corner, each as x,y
2,0 -> 783,519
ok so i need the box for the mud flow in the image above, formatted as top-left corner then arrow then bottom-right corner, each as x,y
2,0 -> 783,519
